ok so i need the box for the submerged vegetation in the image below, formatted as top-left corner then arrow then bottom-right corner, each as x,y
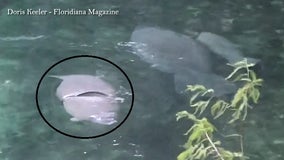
176,59 -> 263,160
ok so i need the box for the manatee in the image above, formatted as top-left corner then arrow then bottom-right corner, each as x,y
197,32 -> 259,64
63,95 -> 118,125
50,74 -> 115,101
51,74 -> 118,125
130,27 -> 236,96
130,27 -> 212,74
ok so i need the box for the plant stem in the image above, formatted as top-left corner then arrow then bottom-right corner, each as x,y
245,58 -> 250,78
205,132 -> 224,160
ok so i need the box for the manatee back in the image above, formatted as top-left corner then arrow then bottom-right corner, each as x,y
130,27 -> 213,73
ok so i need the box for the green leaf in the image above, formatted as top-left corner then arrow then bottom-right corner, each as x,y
231,73 -> 248,82
200,118 -> 216,133
186,85 -> 207,92
190,92 -> 202,105
227,59 -> 247,68
176,111 -> 188,121
229,108 -> 242,123
249,88 -> 260,103
177,149 -> 192,160
213,141 -> 221,145
242,104 -> 248,121
191,100 -> 210,115
240,78 -> 251,82
226,58 -> 256,81
201,89 -> 214,96
231,87 -> 245,108
225,66 -> 244,80
194,146 -> 207,159
249,70 -> 257,81
176,111 -> 198,121
211,100 -> 222,116
254,78 -> 263,86
211,100 -> 230,118
188,129 -> 203,144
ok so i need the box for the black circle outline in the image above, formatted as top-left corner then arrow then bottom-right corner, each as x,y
35,55 -> 134,139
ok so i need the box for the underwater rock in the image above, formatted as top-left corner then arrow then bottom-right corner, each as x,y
130,27 -> 236,96
51,74 -> 118,125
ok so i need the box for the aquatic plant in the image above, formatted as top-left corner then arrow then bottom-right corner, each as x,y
176,59 -> 263,160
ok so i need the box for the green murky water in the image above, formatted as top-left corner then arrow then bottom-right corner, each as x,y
0,0 -> 283,160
